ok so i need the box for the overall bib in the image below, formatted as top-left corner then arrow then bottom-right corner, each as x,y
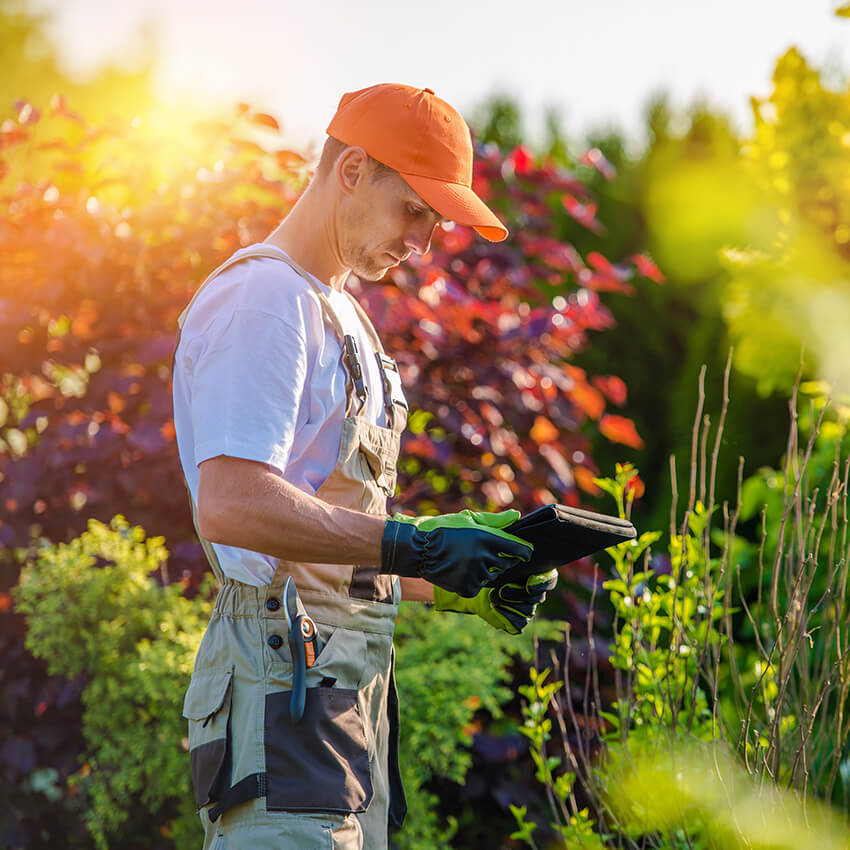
173,246 -> 408,849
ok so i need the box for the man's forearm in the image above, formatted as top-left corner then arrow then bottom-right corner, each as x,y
198,456 -> 385,565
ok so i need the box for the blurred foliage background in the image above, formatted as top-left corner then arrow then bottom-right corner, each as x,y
3,0 -> 850,847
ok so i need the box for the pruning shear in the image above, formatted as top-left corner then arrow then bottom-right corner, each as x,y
283,575 -> 320,723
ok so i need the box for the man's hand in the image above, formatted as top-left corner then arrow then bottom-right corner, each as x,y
381,509 -> 533,598
433,570 -> 558,634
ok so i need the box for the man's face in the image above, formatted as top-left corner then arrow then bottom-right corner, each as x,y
339,164 -> 445,281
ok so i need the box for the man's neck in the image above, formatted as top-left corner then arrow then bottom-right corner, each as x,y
263,186 -> 351,293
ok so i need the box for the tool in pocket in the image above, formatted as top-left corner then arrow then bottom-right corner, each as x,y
283,575 -> 321,723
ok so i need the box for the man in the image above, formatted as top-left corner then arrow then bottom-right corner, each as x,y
171,83 -> 557,850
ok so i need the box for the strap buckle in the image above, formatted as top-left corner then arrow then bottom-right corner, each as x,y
375,352 -> 408,416
343,334 -> 368,403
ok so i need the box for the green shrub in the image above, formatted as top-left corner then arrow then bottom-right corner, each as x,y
510,369 -> 850,848
14,515 -> 208,847
14,515 -> 540,848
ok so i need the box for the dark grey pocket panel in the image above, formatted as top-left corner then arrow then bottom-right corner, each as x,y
349,564 -> 394,603
265,687 -> 373,813
182,666 -> 234,810
190,738 -> 228,809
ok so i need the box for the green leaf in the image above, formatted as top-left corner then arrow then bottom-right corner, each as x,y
603,578 -> 629,594
407,409 -> 434,434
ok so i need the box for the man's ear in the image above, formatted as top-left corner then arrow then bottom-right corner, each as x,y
335,146 -> 369,196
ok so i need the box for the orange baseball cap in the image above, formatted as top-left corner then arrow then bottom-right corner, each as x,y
326,83 -> 508,242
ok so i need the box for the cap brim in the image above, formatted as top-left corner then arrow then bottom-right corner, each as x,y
399,172 -> 508,242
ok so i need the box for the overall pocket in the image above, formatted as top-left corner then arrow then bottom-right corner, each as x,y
182,665 -> 234,810
358,442 -> 397,497
264,625 -> 373,813
264,686 -> 373,813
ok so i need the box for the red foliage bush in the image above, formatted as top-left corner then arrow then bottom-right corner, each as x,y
0,98 -> 655,846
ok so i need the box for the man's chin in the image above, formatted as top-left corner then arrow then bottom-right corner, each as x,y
352,263 -> 392,282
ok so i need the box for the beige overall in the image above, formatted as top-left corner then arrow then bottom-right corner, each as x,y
174,246 -> 408,849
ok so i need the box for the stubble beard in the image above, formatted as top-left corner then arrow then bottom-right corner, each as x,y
344,237 -> 390,282
341,200 -> 393,282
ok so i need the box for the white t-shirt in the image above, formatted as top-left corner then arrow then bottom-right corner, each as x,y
172,244 -> 402,586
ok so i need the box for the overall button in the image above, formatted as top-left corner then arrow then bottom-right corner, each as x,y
267,634 -> 283,650
266,597 -> 281,611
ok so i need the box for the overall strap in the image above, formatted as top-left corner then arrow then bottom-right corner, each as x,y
345,290 -> 408,433
173,244 -> 404,425
253,247 -> 348,345
176,245 -> 347,345
262,250 -> 370,418
172,244 -> 365,415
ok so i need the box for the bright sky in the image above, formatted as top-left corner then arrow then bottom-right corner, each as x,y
32,0 -> 850,153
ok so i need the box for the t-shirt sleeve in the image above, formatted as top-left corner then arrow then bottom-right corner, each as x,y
186,308 -> 308,472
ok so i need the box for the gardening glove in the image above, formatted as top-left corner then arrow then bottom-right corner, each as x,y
381,509 -> 534,598
433,569 -> 559,635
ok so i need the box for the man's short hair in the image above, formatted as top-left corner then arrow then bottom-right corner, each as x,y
316,136 -> 396,183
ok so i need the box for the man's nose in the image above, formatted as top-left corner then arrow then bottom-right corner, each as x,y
403,222 -> 437,256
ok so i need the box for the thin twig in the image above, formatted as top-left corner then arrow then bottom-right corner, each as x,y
688,364 -> 707,514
